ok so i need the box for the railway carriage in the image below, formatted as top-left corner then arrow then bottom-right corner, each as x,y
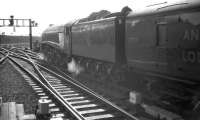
124,0 -> 200,117
126,0 -> 200,80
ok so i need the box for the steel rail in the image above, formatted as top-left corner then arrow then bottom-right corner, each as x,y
0,50 -> 9,64
6,48 -> 139,120
8,51 -> 85,120
8,55 -> 83,120
16,48 -> 139,120
37,63 -> 139,120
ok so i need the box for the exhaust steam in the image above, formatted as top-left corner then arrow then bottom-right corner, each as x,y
67,58 -> 84,75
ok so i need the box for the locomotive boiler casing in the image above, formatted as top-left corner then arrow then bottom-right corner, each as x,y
40,25 -> 69,67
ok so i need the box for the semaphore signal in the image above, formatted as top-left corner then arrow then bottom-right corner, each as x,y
0,15 -> 38,49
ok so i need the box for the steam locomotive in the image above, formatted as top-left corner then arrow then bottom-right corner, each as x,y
40,0 -> 200,119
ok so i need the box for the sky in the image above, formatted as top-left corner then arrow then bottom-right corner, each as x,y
0,0 -> 176,36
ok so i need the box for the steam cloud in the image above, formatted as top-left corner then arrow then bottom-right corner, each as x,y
67,58 -> 84,75
38,53 -> 46,60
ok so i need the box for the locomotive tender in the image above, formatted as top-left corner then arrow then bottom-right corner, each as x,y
40,0 -> 200,119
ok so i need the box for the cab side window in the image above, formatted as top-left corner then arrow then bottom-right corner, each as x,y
59,32 -> 64,48
157,24 -> 167,46
156,17 -> 167,46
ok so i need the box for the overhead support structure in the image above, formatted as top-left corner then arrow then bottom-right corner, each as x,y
0,16 -> 38,50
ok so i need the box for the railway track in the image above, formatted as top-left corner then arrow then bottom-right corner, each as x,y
0,48 -> 9,64
1,47 -> 139,120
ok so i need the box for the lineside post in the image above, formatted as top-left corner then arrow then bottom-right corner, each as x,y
29,19 -> 32,50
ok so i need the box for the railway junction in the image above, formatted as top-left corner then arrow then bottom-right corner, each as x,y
0,47 -> 143,120
1,0 -> 200,120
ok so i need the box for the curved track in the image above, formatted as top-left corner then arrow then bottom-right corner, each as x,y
0,48 -> 9,64
1,47 -> 139,120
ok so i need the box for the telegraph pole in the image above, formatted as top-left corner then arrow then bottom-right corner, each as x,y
0,16 -> 38,50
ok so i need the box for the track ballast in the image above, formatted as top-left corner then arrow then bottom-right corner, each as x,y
1,47 -> 139,120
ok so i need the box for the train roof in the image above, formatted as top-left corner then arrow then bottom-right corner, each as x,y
43,25 -> 65,34
75,16 -> 116,25
127,0 -> 200,18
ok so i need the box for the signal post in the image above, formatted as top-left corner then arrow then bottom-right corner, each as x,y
0,15 -> 38,49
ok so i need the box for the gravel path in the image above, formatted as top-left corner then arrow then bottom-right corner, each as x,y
0,60 -> 38,114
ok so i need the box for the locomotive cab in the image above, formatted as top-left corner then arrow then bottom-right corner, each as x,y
40,24 -> 70,67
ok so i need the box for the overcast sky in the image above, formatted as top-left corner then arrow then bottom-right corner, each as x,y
0,0 -> 172,36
